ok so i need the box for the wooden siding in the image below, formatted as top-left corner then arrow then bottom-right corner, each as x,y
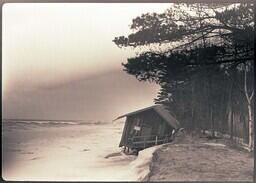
119,109 -> 174,149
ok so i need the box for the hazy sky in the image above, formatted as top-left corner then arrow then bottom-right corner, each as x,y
2,3 -> 171,121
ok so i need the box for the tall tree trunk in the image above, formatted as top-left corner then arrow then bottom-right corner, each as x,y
210,107 -> 215,137
191,80 -> 195,130
228,81 -> 234,139
230,109 -> 234,139
208,76 -> 215,137
253,5 -> 256,181
248,102 -> 253,151
243,63 -> 254,151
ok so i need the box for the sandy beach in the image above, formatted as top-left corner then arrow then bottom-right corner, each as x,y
2,120 -> 141,181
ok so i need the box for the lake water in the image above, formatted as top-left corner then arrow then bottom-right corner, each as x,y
2,119 -> 138,181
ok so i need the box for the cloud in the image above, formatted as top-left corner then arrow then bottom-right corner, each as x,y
3,70 -> 159,121
2,3 -> 169,120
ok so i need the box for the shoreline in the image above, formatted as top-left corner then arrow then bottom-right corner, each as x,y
3,120 -> 253,181
3,122 -> 138,181
130,144 -> 164,181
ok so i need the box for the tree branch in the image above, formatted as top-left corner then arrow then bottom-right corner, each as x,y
249,90 -> 254,101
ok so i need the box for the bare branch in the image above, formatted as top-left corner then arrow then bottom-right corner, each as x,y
249,89 -> 254,101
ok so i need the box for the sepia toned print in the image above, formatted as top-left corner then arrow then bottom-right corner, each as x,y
2,3 -> 254,181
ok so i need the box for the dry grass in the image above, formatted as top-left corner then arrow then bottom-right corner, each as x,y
149,134 -> 253,181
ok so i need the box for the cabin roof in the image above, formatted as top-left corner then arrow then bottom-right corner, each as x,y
114,105 -> 180,129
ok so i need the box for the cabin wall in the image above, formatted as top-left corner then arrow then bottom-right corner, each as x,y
163,121 -> 174,135
126,109 -> 174,138
119,116 -> 133,147
119,110 -> 176,149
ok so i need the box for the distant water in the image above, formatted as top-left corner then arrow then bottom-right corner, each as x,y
2,118 -> 136,181
2,119 -> 107,130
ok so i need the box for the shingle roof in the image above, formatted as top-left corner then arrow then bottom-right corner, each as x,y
114,105 -> 180,129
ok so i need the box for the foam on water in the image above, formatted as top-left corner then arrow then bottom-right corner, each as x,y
3,119 -> 80,124
2,120 -> 154,181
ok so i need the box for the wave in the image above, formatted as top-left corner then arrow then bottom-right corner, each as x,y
3,119 -> 79,125
2,119 -> 109,128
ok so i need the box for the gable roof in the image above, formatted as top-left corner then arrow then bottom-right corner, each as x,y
114,105 -> 180,129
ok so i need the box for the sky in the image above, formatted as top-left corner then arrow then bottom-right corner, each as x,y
2,3 -> 172,121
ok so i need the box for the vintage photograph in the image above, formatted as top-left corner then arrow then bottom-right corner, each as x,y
2,2 -> 254,181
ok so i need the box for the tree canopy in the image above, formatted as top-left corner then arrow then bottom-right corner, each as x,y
113,3 -> 254,149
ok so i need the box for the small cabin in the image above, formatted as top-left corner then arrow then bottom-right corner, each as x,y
114,105 -> 180,152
